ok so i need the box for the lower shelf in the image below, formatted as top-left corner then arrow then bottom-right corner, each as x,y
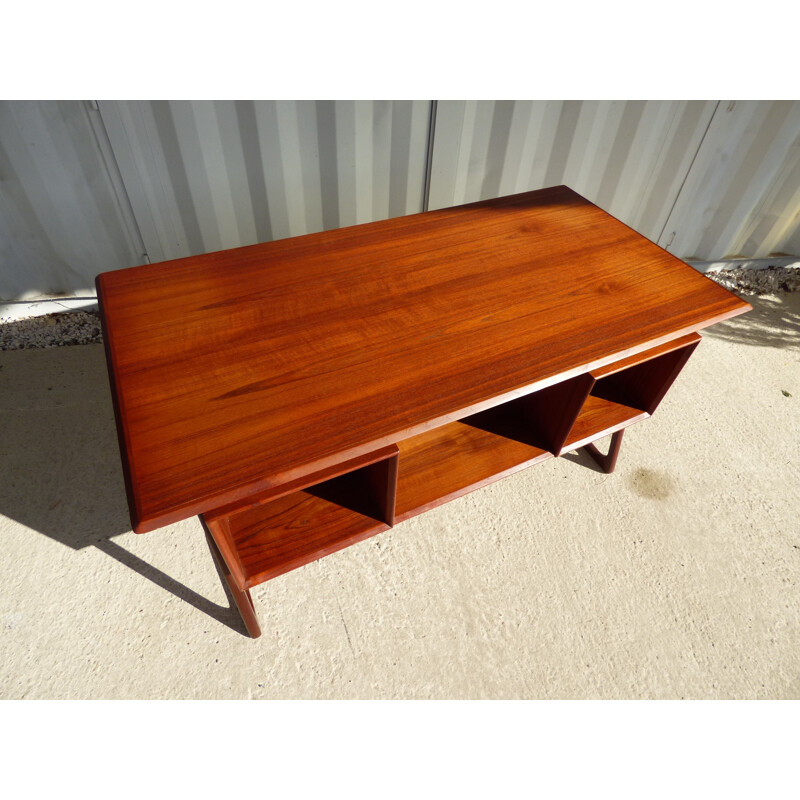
560,395 -> 647,453
211,335 -> 701,591
395,419 -> 551,522
225,490 -> 390,588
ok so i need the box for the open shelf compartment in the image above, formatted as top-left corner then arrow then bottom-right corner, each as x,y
202,445 -> 398,589
561,332 -> 701,454
395,373 -> 593,522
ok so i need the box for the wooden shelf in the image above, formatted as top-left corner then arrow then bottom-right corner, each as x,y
560,395 -> 647,453
97,186 -> 748,534
206,447 -> 398,589
591,332 -> 702,380
95,182 -> 751,638
560,333 -> 702,454
589,333 -> 701,417
395,420 -> 551,523
211,333 -> 704,590
224,490 -> 391,588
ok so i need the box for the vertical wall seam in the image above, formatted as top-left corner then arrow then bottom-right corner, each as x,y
422,100 -> 438,212
86,101 -> 149,264
656,100 -> 721,247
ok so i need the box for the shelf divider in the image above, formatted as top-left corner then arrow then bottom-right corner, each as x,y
560,396 -> 648,454
203,446 -> 399,589
396,420 -> 552,523
221,491 -> 392,588
561,333 -> 702,453
591,334 -> 701,416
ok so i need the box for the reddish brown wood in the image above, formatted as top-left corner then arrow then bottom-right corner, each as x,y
395,421 -> 552,523
201,517 -> 262,638
561,395 -> 647,454
304,451 -> 397,527
203,444 -> 398,523
583,430 -> 626,474
207,448 -> 398,590
367,451 -> 398,527
591,332 -> 701,379
590,335 -> 701,417
97,185 -> 751,533
200,512 -> 247,589
463,373 -> 594,455
224,492 -> 391,588
535,374 -> 597,453
562,333 -> 701,455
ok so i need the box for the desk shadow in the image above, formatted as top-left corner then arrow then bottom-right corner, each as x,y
0,342 -> 246,635
97,539 -> 249,636
560,447 -> 606,473
1,342 -> 131,548
701,290 -> 800,351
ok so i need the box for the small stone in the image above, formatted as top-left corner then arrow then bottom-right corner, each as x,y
706,264 -> 800,296
0,310 -> 103,351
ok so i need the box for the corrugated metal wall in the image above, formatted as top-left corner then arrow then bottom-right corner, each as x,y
99,100 -> 432,264
428,100 -> 800,260
658,100 -> 800,259
1,99 -> 798,300
0,101 -> 144,299
428,100 -> 719,244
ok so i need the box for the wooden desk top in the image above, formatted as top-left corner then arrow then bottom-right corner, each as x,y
97,185 -> 750,533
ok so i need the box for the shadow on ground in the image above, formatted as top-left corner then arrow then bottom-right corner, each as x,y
2,291 -> 797,637
560,447 -> 607,473
0,342 -> 247,634
702,291 -> 800,351
0,343 -> 128,547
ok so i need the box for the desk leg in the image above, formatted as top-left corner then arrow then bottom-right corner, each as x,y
202,524 -> 262,639
583,429 -> 625,474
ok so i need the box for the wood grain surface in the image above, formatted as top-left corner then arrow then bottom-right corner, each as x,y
590,335 -> 701,417
561,332 -> 701,453
202,444 -> 398,523
395,421 -> 552,522
590,332 -> 701,379
97,185 -> 751,532
561,396 -> 648,453
219,490 -> 391,588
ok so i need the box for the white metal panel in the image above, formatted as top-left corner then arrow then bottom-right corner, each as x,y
100,101 -> 432,264
0,101 -> 144,299
5,99 -> 798,305
427,100 -> 719,245
659,100 -> 800,260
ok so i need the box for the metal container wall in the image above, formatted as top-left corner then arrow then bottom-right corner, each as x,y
427,100 -> 719,244
658,101 -> 800,260
99,100 -> 432,264
428,100 -> 800,261
2,99 -> 798,301
0,101 -> 144,299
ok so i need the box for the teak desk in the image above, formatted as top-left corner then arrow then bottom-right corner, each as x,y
97,185 -> 751,637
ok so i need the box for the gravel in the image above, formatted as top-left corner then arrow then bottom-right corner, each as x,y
705,264 -> 800,296
1,265 -> 798,350
0,310 -> 103,351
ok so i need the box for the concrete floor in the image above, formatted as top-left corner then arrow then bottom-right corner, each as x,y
1,292 -> 798,699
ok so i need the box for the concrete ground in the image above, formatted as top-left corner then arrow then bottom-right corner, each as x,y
1,292 -> 798,700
